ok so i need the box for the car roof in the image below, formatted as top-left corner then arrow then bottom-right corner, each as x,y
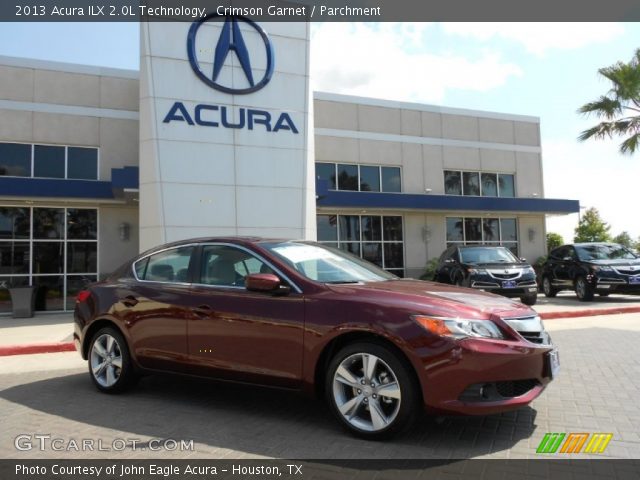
139,236 -> 300,257
457,245 -> 508,249
564,243 -> 621,247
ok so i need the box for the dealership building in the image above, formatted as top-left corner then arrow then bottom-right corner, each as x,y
0,19 -> 579,312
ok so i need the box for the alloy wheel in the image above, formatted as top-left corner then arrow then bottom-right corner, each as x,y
543,277 -> 552,295
90,333 -> 123,388
332,353 -> 401,432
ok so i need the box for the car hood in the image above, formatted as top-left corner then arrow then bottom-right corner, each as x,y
587,259 -> 640,267
462,262 -> 531,269
327,279 -> 535,320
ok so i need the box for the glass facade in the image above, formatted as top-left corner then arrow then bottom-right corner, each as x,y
0,142 -> 98,180
0,207 -> 98,312
316,163 -> 401,193
444,170 -> 515,197
446,216 -> 519,255
317,214 -> 404,276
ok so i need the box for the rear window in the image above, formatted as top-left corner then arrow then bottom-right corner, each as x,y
135,247 -> 194,283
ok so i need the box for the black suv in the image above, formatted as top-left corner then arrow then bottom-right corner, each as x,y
542,243 -> 640,301
434,245 -> 538,305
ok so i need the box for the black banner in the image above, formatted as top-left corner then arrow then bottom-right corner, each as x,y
2,0 -> 640,22
2,460 -> 640,480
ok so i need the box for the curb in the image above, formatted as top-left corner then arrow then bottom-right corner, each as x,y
539,305 -> 640,320
0,342 -> 75,357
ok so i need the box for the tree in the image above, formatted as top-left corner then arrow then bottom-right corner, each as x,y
577,48 -> 640,154
546,232 -> 564,252
574,207 -> 611,242
613,231 -> 634,248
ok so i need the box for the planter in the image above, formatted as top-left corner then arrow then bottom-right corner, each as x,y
9,286 -> 36,318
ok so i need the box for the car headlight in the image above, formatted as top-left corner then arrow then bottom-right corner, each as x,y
412,315 -> 504,339
522,267 -> 536,275
592,265 -> 613,272
467,268 -> 487,274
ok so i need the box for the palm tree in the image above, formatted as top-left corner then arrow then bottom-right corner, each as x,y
578,49 -> 640,154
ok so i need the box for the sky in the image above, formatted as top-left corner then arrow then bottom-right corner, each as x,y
0,22 -> 638,243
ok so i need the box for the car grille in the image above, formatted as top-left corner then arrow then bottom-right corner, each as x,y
614,267 -> 640,276
495,379 -> 539,398
490,272 -> 520,280
459,379 -> 541,402
519,331 -> 548,345
503,315 -> 551,345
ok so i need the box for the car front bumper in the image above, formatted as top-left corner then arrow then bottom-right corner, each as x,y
418,337 -> 555,415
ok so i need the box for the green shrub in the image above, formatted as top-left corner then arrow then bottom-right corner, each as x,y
420,258 -> 440,281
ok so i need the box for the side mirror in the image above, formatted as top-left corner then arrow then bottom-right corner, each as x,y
245,273 -> 289,295
519,257 -> 527,262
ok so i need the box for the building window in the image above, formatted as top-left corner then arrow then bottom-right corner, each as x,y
317,214 -> 404,276
446,216 -> 519,255
0,142 -> 99,180
315,163 -> 402,193
0,206 -> 98,313
0,143 -> 31,177
444,170 -> 515,197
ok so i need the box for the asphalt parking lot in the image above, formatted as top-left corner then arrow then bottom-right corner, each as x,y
1,311 -> 639,460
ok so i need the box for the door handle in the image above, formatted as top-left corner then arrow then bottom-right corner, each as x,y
122,295 -> 138,307
193,304 -> 212,318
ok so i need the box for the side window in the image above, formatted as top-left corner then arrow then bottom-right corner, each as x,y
137,247 -> 194,283
200,245 -> 274,287
549,247 -> 565,260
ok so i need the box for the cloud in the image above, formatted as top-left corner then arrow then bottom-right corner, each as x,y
543,138 -> 640,241
441,23 -> 625,56
310,23 -> 522,103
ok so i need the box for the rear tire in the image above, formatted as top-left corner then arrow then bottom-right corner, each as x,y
575,276 -> 595,302
542,276 -> 558,298
88,327 -> 137,393
325,342 -> 419,440
520,294 -> 537,306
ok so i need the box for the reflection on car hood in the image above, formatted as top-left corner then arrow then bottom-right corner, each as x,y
327,279 -> 534,319
588,259 -> 640,267
462,262 -> 530,269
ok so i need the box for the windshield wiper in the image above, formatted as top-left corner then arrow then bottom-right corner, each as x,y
325,280 -> 361,284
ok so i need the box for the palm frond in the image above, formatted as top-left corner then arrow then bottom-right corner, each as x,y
620,133 -> 640,154
577,96 -> 622,119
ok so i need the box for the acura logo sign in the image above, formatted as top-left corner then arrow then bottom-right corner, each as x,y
187,14 -> 274,94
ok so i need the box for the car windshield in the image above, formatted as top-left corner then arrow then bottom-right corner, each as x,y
262,242 -> 396,284
575,244 -> 638,261
459,246 -> 519,264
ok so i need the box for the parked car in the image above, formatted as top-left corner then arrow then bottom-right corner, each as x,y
74,237 -> 557,439
542,243 -> 640,301
433,245 -> 538,305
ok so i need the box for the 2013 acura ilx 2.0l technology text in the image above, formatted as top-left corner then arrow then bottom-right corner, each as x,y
74,237 -> 558,439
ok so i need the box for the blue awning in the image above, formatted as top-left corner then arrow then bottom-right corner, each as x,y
316,181 -> 579,214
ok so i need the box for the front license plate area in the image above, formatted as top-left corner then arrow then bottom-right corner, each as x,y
545,350 -> 560,379
502,280 -> 517,288
630,276 -> 640,284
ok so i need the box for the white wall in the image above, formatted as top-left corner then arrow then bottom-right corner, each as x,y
139,20 -> 315,251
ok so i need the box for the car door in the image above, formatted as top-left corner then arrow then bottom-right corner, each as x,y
436,246 -> 458,283
551,246 -> 574,286
186,243 -> 305,388
119,245 -> 196,372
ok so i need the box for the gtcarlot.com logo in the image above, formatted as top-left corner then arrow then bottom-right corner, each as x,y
536,432 -> 613,454
14,434 -> 194,452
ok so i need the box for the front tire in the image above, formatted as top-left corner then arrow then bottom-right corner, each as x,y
325,342 -> 419,440
88,327 -> 137,393
575,276 -> 595,302
520,294 -> 537,306
542,276 -> 558,298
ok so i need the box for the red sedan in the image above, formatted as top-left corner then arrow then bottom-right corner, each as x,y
74,237 -> 558,439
